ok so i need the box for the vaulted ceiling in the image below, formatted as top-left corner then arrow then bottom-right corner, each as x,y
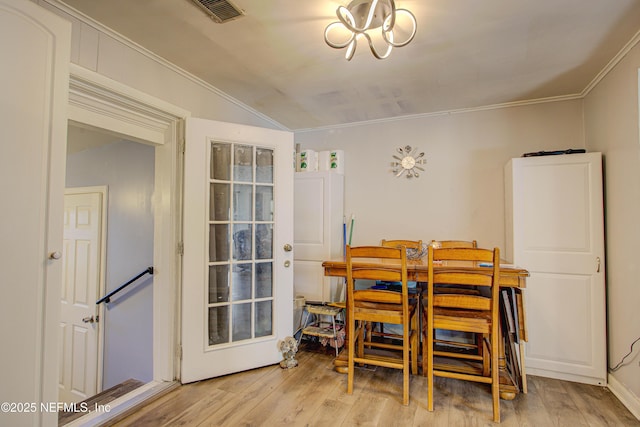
61,0 -> 640,131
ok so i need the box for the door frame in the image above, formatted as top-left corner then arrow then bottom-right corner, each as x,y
65,64 -> 189,403
62,186 -> 108,399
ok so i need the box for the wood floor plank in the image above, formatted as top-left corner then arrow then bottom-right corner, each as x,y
511,374 -> 556,426
196,355 -> 313,426
240,352 -> 341,426
109,350 -> 640,427
532,376 -> 590,426
564,380 -> 640,427
305,397 -> 352,427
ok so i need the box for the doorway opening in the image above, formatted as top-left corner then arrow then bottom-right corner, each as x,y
58,65 -> 188,425
61,124 -> 156,403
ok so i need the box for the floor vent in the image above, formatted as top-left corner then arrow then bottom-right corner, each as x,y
190,0 -> 244,23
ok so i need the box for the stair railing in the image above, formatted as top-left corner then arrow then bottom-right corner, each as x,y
96,267 -> 154,305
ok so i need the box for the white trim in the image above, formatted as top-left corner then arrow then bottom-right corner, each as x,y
68,64 -> 187,388
582,29 -> 640,97
68,63 -> 188,145
62,380 -> 179,427
295,93 -> 584,133
608,373 -> 640,421
43,0 -> 287,132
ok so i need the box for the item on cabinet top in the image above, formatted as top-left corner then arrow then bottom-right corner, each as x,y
318,150 -> 345,174
522,148 -> 586,157
298,149 -> 318,171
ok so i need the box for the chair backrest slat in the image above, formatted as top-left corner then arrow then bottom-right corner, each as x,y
432,239 -> 478,249
428,246 -> 500,313
381,239 -> 422,250
433,294 -> 491,311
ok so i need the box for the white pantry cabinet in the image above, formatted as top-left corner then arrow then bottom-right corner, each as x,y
505,153 -> 607,386
294,171 -> 344,303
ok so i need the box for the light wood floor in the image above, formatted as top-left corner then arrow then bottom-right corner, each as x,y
108,347 -> 639,426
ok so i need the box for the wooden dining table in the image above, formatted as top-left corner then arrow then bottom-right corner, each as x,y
322,257 -> 530,400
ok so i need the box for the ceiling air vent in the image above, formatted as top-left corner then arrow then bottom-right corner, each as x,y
190,0 -> 244,23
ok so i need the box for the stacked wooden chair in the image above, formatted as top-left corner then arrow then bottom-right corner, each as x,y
345,245 -> 419,405
423,245 -> 502,422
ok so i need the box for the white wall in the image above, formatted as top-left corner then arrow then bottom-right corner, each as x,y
584,41 -> 640,405
66,139 -> 155,389
39,0 -> 285,131
295,100 -> 584,251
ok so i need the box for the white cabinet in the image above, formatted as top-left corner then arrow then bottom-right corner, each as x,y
294,171 -> 344,303
505,153 -> 607,386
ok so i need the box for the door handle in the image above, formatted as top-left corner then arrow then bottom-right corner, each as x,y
283,244 -> 293,252
82,316 -> 95,323
596,257 -> 601,273
49,251 -> 62,260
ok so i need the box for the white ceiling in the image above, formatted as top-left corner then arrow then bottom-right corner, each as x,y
61,0 -> 640,131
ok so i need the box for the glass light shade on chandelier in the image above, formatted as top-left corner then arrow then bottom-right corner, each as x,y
324,0 -> 417,60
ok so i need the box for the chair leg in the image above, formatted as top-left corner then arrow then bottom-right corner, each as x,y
519,340 -> 528,393
491,336 -> 500,423
347,315 -> 355,395
403,343 -> 409,405
411,313 -> 418,375
482,335 -> 490,377
357,321 -> 365,365
427,323 -> 434,412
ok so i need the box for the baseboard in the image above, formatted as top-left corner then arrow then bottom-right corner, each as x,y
607,373 -> 640,421
63,380 -> 179,427
526,367 -> 606,386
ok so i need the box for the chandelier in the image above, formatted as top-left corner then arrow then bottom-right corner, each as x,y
324,0 -> 417,60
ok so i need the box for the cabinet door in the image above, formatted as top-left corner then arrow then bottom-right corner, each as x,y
293,171 -> 344,302
507,153 -> 606,385
294,172 -> 344,260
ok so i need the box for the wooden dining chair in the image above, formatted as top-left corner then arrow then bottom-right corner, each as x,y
345,245 -> 419,405
423,246 -> 502,422
429,239 -> 486,356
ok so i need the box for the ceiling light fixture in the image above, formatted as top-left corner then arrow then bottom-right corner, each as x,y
324,0 -> 417,61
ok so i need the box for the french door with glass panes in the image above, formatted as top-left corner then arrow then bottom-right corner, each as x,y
181,118 -> 294,383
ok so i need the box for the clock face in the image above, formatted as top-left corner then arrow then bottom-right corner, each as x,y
401,156 -> 416,170
392,145 -> 425,178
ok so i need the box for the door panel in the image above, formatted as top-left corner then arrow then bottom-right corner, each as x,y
182,118 -> 293,383
59,190 -> 104,402
508,153 -> 606,385
0,1 -> 70,424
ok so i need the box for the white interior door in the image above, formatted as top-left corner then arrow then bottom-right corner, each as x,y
509,153 -> 606,385
59,188 -> 105,402
181,118 -> 294,383
0,1 -> 70,425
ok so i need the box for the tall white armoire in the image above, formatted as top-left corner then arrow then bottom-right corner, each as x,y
293,171 -> 344,304
505,152 -> 607,386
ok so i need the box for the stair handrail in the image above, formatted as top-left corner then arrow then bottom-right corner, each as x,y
96,267 -> 154,305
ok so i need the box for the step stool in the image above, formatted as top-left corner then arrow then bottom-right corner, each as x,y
297,304 -> 344,356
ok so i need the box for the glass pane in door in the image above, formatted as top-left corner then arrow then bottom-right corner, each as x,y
207,141 -> 275,347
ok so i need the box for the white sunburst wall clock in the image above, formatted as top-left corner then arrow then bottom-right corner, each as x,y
392,145 -> 426,178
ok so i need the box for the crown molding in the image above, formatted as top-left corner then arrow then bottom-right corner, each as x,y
43,0 -> 288,132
